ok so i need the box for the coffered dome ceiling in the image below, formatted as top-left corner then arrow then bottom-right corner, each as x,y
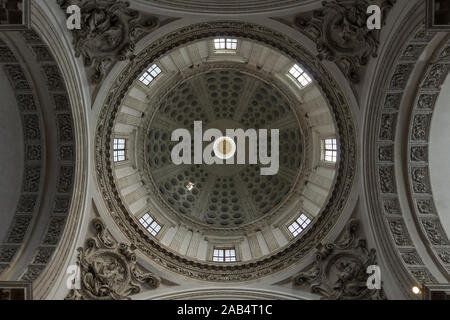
144,69 -> 304,228
95,21 -> 357,282
0,0 -> 446,301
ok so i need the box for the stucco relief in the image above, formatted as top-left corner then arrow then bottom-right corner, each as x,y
0,44 -> 43,272
372,19 -> 450,288
18,30 -> 76,282
411,114 -> 432,141
379,166 -> 396,193
401,251 -> 423,265
406,37 -> 450,276
379,113 -> 397,141
66,219 -> 161,300
293,220 -> 385,300
384,93 -> 402,110
294,0 -> 397,84
0,30 -> 76,282
390,64 -> 414,89
388,219 -> 412,247
57,0 -> 159,83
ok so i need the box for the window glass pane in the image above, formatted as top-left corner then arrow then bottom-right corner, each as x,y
288,64 -> 313,88
214,38 -> 238,51
138,213 -> 162,237
213,248 -> 236,262
113,138 -> 127,162
139,63 -> 162,85
322,138 -> 337,163
288,213 -> 312,237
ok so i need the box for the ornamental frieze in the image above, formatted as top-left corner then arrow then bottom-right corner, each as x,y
0,31 -> 76,282
371,15 -> 450,289
379,113 -> 397,141
0,38 -> 44,273
388,219 -> 412,247
406,37 -> 450,277
389,64 -> 414,89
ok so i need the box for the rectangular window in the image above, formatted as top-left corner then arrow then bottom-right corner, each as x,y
113,138 -> 126,162
139,64 -> 162,86
288,213 -> 312,237
139,213 -> 162,237
322,138 -> 338,163
213,247 -> 237,262
214,38 -> 238,51
289,64 -> 313,88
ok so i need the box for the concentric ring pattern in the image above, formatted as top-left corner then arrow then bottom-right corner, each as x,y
145,70 -> 303,228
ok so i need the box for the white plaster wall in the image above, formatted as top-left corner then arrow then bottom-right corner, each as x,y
0,68 -> 23,241
430,72 -> 450,240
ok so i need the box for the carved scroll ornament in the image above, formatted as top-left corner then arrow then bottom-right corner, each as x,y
58,0 -> 159,83
66,219 -> 160,300
293,219 -> 385,300
295,0 -> 396,83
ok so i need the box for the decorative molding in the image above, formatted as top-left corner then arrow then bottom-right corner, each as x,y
373,21 -> 445,286
293,219 -> 385,300
141,0 -> 310,14
57,0 -> 159,83
27,0 -> 90,299
0,30 -> 76,283
360,0 -> 450,299
294,0 -> 396,83
0,38 -> 44,274
365,0 -> 450,296
405,37 -> 450,278
66,218 -> 161,300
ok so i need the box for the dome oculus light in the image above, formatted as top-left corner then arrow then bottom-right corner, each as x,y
213,136 -> 237,160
